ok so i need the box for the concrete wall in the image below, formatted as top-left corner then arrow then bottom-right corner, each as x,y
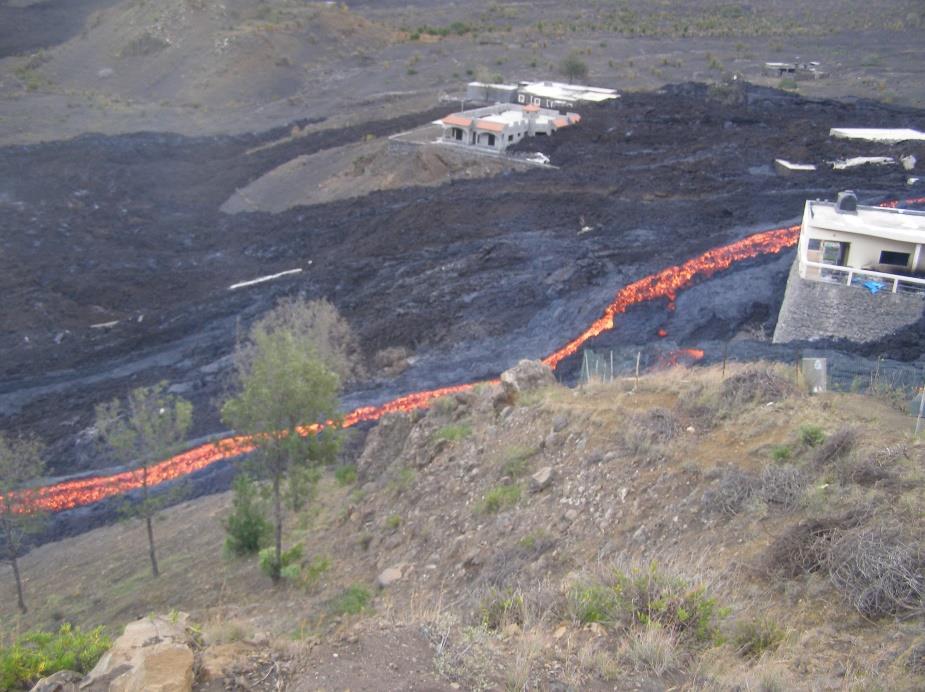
773,260 -> 925,344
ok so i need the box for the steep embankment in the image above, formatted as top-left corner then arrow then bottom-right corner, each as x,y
5,362 -> 925,690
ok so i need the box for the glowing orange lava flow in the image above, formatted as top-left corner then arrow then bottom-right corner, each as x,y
11,197 -> 925,514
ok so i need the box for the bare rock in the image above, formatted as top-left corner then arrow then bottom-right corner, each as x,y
552,414 -> 569,432
356,413 -> 414,482
377,565 -> 404,588
81,613 -> 193,692
500,360 -> 556,403
30,671 -> 82,692
530,466 -> 554,493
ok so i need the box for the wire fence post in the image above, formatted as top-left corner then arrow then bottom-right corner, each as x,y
634,351 -> 641,392
915,381 -> 925,436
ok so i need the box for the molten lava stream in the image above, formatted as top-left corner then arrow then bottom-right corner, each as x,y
13,197 -> 925,514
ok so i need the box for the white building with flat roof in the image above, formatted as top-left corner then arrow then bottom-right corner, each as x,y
465,80 -> 618,110
797,192 -> 925,293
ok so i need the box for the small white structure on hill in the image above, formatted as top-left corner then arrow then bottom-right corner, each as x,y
439,103 -> 580,152
829,128 -> 925,144
797,191 -> 925,292
466,80 -> 618,110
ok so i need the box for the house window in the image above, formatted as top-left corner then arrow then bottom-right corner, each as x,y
532,97 -> 540,105
452,127 -> 464,141
517,94 -> 525,104
508,134 -> 513,142
807,239 -> 821,250
880,250 -> 910,266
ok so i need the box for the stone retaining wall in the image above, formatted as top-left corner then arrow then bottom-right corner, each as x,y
773,260 -> 925,344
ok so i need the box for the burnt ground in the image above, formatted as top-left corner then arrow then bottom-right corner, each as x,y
0,0 -> 121,58
1,81 -> 925,477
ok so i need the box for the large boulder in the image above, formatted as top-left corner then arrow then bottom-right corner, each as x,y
499,359 -> 556,404
80,614 -> 194,692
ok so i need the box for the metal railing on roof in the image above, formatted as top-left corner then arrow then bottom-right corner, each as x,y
802,259 -> 925,294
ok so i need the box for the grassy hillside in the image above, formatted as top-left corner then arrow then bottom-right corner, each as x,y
3,362 -> 925,689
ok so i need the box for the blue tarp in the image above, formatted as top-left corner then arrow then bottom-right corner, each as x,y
863,280 -> 885,294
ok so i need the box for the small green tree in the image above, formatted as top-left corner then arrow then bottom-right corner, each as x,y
0,434 -> 46,614
224,474 -> 271,556
560,52 -> 589,83
95,383 -> 193,577
222,298 -> 351,582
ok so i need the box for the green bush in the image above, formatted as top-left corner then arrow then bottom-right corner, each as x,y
567,583 -> 620,625
613,563 -> 726,642
385,514 -> 401,530
224,474 -> 272,556
771,445 -> 791,462
799,425 -> 825,448
259,543 -> 303,578
731,617 -> 785,659
435,423 -> 471,442
334,464 -> 357,486
0,624 -> 110,690
329,585 -> 371,615
479,484 -> 521,513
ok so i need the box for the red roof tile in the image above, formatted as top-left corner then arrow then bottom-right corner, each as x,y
475,119 -> 505,133
442,114 -> 473,127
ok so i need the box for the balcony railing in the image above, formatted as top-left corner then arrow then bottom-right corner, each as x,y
801,259 -> 925,294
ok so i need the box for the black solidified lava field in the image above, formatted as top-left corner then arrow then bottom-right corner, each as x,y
2,81 -> 924,479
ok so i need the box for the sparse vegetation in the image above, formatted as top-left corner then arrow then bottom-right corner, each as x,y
334,464 -> 357,486
613,562 -> 726,642
96,382 -> 193,578
732,616 -> 785,658
621,623 -> 678,677
800,424 -> 826,448
479,484 -> 521,513
435,423 -> 472,442
567,582 -> 620,625
329,584 -> 371,615
499,445 -> 537,478
479,588 -> 525,630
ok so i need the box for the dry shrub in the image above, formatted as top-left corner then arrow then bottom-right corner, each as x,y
839,444 -> 909,487
719,366 -> 799,410
621,407 -> 681,459
636,407 -> 681,443
825,524 -> 925,618
758,464 -> 806,509
904,639 -> 925,674
704,463 -> 807,516
620,624 -> 678,677
813,426 -> 858,466
702,468 -> 756,516
766,513 -> 863,578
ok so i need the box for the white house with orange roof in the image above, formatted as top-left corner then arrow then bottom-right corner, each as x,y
438,103 -> 580,152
